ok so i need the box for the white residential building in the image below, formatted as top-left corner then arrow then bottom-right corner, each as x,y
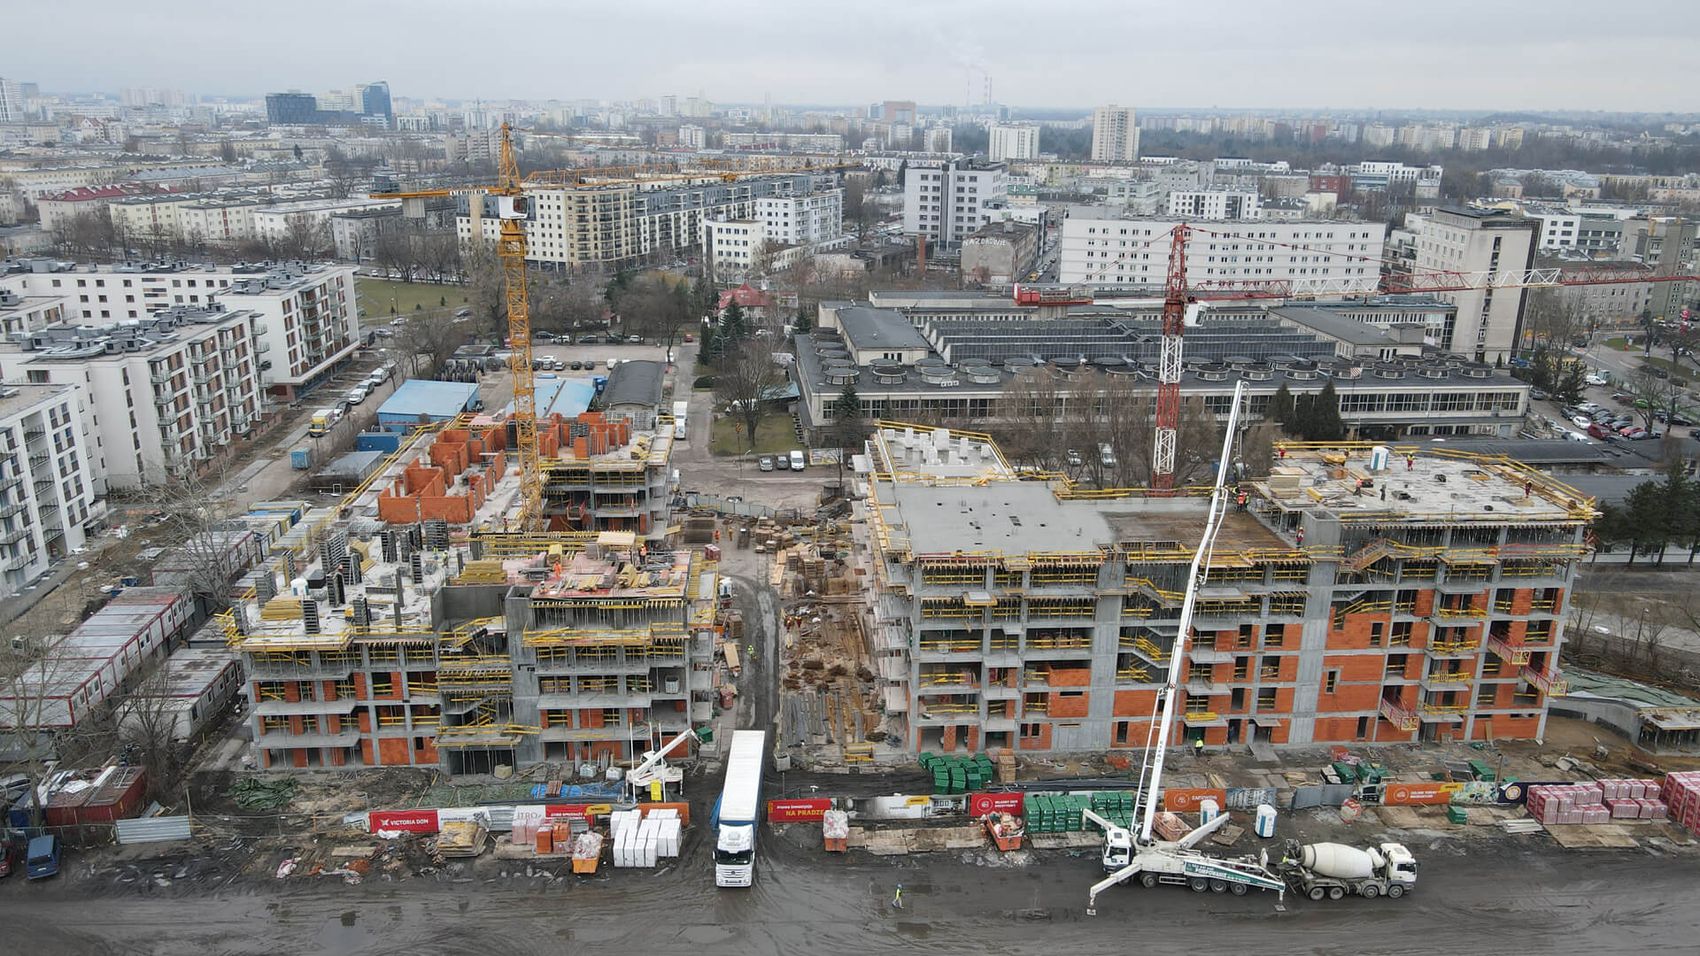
1,307 -> 266,489
250,197 -> 398,249
1165,189 -> 1261,221
1526,209 -> 1582,250
1059,216 -> 1385,290
923,127 -> 953,154
902,160 -> 1008,250
0,384 -> 96,593
988,123 -> 1040,163
757,190 -> 843,246
701,190 -> 846,281
2,262 -> 358,398
1091,105 -> 1139,163
461,173 -> 836,271
1409,207 -> 1537,361
678,124 -> 706,150
0,77 -> 23,124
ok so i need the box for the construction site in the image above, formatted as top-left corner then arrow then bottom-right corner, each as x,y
831,423 -> 1592,758
226,404 -> 720,775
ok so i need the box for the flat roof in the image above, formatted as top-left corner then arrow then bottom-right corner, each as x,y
837,306 -> 928,352
378,379 -> 479,419
1268,306 -> 1403,346
876,480 -> 1285,556
0,382 -> 72,420
1257,447 -> 1588,524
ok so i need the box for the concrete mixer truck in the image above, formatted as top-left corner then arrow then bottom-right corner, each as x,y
1277,841 -> 1417,901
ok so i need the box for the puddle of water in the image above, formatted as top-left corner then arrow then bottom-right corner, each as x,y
340,911 -> 358,928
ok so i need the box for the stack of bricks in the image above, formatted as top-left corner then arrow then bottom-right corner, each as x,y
1663,771 -> 1700,834
1599,778 -> 1667,821
1526,783 -> 1608,825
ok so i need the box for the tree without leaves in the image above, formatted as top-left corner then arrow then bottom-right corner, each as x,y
1625,368 -> 1686,431
116,657 -> 191,803
713,341 -> 784,453
394,310 -> 467,378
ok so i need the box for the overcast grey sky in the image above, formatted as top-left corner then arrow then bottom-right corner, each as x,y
12,0 -> 1699,112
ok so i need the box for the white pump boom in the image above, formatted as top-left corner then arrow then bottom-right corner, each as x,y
626,729 -> 696,791
1137,381 -> 1246,844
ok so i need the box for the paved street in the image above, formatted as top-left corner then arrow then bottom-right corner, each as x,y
2,840 -> 1693,955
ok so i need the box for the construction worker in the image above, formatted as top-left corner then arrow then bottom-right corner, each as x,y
1193,737 -> 1205,759
892,883 -> 904,909
746,642 -> 756,660
1295,526 -> 1306,547
1235,488 -> 1248,511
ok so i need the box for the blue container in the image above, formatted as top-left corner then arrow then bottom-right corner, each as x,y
355,431 -> 402,453
290,447 -> 313,470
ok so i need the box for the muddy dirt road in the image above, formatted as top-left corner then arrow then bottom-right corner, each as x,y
3,837 -> 1695,956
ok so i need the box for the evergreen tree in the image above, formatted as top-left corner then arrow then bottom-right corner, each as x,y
1268,383 -> 1295,427
1290,393 -> 1315,440
1309,381 -> 1347,441
793,306 -> 813,334
721,301 -> 747,342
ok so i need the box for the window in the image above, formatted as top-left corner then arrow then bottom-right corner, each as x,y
1256,688 -> 1277,710
1325,670 -> 1339,694
1020,722 -> 1041,738
1264,627 -> 1284,648
1369,622 -> 1384,647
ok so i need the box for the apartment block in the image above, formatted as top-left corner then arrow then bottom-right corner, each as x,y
902,159 -> 1009,250
1059,216 -> 1384,290
701,190 -> 846,281
988,123 -> 1041,163
0,384 -> 95,593
0,306 -> 266,489
1091,105 -> 1139,163
460,173 -> 837,272
227,420 -> 709,774
1410,207 -> 1537,362
1165,189 -> 1261,221
863,428 -> 1589,753
0,261 -> 357,397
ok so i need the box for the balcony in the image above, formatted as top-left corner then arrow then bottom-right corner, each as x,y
1185,676 -> 1224,696
0,502 -> 25,520
1521,665 -> 1568,696
0,527 -> 28,546
1425,638 -> 1480,658
1420,670 -> 1472,692
1486,633 -> 1532,666
1187,643 -> 1235,665
1418,701 -> 1468,723
1430,604 -> 1486,620
1380,697 -> 1418,731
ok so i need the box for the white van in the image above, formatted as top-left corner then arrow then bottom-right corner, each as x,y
788,450 -> 806,470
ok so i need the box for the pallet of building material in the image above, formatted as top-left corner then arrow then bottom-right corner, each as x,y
823,809 -> 850,852
434,821 -> 489,858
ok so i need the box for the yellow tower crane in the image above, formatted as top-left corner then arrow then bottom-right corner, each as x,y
492,123 -> 543,527
372,123 -> 543,526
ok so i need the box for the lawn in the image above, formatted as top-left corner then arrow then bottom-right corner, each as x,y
1634,354 -> 1694,386
1604,336 -> 1632,351
710,412 -> 797,457
357,277 -> 472,319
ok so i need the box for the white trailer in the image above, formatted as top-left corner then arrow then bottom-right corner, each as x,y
714,730 -> 766,887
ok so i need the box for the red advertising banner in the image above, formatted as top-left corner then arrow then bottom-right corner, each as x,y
767,798 -> 832,823
543,803 -> 600,820
1383,781 -> 1462,806
369,809 -> 441,833
968,792 -> 1026,817
1162,787 -> 1227,813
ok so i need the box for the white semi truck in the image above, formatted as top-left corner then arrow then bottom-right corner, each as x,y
713,730 -> 766,887
1277,841 -> 1417,901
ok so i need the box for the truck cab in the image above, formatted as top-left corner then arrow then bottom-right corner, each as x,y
307,409 -> 335,437
1100,827 -> 1132,870
1379,842 -> 1417,886
25,834 -> 59,880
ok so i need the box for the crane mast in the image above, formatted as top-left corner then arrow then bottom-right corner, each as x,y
1152,223 -> 1191,491
494,123 -> 543,526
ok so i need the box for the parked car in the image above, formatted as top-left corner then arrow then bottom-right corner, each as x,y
757,455 -> 775,472
569,360 -> 584,370
1585,373 -> 1610,386
1065,449 -> 1084,467
455,309 -> 472,318
1570,415 -> 1592,429
627,335 -> 644,344
1620,426 -> 1648,440
1587,423 -> 1618,441
372,328 -> 394,338
774,454 -> 791,471
1671,413 -> 1695,427
345,387 -> 369,406
1530,388 -> 1550,401
25,835 -> 58,880
789,450 -> 807,470
0,839 -> 16,879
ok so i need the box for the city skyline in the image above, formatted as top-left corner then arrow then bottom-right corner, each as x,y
9,0 -> 1700,113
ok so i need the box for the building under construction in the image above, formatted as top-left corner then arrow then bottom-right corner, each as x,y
227,411 -> 715,773
862,424 -> 1592,754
